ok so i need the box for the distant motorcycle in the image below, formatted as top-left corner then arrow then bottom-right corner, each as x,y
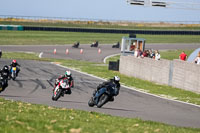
88,85 -> 116,108
52,79 -> 71,101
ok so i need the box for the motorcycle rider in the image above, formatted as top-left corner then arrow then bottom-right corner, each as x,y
55,70 -> 74,95
9,60 -> 20,77
94,76 -> 120,101
0,65 -> 10,91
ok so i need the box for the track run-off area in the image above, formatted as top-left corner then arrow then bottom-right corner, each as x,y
1,43 -> 200,128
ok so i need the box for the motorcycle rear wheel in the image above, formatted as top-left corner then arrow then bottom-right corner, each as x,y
97,94 -> 109,108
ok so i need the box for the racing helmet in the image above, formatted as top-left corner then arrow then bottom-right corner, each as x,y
3,65 -> 9,72
12,60 -> 17,63
65,70 -> 71,77
113,76 -> 120,83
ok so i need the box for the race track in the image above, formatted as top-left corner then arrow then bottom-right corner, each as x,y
0,59 -> 200,128
1,43 -> 200,62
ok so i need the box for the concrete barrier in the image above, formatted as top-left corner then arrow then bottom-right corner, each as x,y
172,60 -> 200,92
119,56 -> 200,93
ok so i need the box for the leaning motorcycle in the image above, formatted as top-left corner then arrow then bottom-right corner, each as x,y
52,79 -> 70,101
0,73 -> 7,93
88,85 -> 116,108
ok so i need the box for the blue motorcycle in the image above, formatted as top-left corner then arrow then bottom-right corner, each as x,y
88,84 -> 117,108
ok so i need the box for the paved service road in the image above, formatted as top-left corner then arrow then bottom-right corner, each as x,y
0,59 -> 200,128
1,43 -> 200,62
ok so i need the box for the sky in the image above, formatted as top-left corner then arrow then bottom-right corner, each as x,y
0,0 -> 200,23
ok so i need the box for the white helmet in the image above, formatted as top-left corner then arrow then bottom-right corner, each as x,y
114,76 -> 120,83
65,70 -> 71,77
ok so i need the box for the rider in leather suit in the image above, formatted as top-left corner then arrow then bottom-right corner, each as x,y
9,60 -> 20,76
94,76 -> 120,101
0,65 -> 9,90
56,70 -> 74,95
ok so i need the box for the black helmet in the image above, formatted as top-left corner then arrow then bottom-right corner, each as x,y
3,65 -> 9,72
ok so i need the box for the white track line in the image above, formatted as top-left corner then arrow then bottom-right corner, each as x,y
39,52 -> 43,58
52,62 -> 200,108
103,53 -> 120,63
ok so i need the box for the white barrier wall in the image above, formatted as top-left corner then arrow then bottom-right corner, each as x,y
119,56 -> 200,93
172,59 -> 200,92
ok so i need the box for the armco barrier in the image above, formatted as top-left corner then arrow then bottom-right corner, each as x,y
0,25 -> 23,31
23,26 -> 200,35
119,56 -> 200,93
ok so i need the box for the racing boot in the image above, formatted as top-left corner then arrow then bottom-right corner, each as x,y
109,96 -> 114,102
93,90 -> 97,96
65,89 -> 72,95
61,91 -> 65,97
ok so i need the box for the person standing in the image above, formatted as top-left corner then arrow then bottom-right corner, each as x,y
194,51 -> 200,65
155,50 -> 161,60
179,51 -> 187,61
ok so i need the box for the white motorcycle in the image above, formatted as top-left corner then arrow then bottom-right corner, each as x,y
52,79 -> 71,101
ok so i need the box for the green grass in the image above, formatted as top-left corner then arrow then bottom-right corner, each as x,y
160,49 -> 194,60
2,52 -> 200,105
1,98 -> 199,133
0,30 -> 200,45
1,20 -> 200,30
1,51 -> 48,61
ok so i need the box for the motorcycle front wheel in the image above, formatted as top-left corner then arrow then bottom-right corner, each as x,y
97,94 -> 109,108
52,88 -> 62,101
88,97 -> 95,107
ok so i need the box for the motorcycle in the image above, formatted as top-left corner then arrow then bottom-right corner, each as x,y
88,85 -> 116,108
0,73 -> 7,93
10,66 -> 17,80
52,79 -> 71,101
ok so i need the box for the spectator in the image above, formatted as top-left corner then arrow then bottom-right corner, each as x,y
137,48 -> 142,57
134,48 -> 138,57
142,50 -> 148,58
155,50 -> 161,60
149,49 -> 155,59
146,50 -> 150,58
130,43 -> 135,51
194,51 -> 200,64
179,51 -> 187,61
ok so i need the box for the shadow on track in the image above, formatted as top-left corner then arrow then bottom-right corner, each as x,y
58,100 -> 85,104
101,107 -> 138,112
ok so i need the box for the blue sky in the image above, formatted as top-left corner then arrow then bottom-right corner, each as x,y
0,0 -> 200,22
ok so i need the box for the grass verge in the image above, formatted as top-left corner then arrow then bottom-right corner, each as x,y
1,30 -> 200,45
1,20 -> 200,30
1,98 -> 199,133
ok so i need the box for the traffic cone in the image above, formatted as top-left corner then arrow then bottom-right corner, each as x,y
80,49 -> 83,54
98,48 -> 101,54
54,48 -> 56,54
66,49 -> 69,55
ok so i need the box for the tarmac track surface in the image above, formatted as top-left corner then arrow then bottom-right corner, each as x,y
1,43 -> 200,62
0,59 -> 200,128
